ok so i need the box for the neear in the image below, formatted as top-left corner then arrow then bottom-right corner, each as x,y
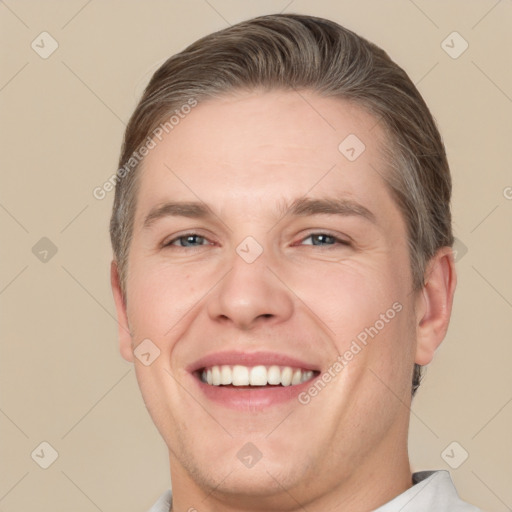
414,247 -> 457,366
110,260 -> 134,362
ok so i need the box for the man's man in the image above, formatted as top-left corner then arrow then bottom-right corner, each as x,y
109,14 -> 481,512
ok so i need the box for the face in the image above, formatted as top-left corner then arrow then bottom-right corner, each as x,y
114,90 -> 428,506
